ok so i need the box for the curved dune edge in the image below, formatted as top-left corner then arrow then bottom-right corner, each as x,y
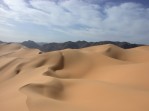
0,43 -> 149,111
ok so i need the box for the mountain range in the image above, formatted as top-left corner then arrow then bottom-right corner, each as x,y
0,40 -> 143,52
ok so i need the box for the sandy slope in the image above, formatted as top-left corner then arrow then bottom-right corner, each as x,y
0,43 -> 149,111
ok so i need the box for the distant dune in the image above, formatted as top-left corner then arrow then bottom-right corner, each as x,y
0,43 -> 149,111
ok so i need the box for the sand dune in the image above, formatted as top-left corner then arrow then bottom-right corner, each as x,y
0,43 -> 149,111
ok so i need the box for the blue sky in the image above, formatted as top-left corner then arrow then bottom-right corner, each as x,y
0,0 -> 149,44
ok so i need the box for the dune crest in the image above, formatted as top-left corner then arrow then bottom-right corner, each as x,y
0,43 -> 149,111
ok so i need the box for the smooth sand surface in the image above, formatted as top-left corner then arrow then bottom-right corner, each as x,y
0,43 -> 149,111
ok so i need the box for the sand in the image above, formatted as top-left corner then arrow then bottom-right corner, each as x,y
0,43 -> 149,111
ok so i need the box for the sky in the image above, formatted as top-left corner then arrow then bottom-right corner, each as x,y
0,0 -> 149,44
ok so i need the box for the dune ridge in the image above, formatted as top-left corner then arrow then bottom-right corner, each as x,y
0,43 -> 149,111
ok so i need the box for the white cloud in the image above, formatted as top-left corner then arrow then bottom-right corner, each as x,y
0,0 -> 149,43
103,3 -> 149,40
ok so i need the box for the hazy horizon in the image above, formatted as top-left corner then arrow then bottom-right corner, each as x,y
0,40 -> 149,45
0,0 -> 149,44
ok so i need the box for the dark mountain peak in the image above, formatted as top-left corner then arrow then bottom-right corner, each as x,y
63,41 -> 79,49
21,40 -> 40,49
22,40 -> 36,44
0,41 -> 3,43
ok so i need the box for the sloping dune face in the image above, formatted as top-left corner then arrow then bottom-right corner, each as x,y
0,43 -> 149,111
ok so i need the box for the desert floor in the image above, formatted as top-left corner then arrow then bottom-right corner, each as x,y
0,43 -> 149,111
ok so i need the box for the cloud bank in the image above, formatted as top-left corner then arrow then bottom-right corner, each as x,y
0,0 -> 149,43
